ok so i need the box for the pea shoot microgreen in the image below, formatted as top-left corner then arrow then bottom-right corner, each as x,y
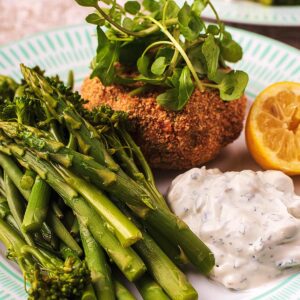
75,0 -> 249,111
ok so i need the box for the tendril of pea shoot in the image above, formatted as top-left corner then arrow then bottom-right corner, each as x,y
76,0 -> 249,111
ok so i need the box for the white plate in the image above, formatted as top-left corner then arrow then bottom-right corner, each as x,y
201,0 -> 300,26
0,24 -> 300,299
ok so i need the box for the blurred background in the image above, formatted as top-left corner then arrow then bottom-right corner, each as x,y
0,0 -> 299,48
0,0 -> 88,44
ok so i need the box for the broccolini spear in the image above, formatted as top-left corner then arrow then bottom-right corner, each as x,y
0,195 -> 19,230
84,105 -> 168,209
0,217 -> 90,300
14,85 -> 53,234
0,75 -> 19,105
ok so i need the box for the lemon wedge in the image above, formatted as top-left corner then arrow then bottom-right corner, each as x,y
246,82 -> 300,175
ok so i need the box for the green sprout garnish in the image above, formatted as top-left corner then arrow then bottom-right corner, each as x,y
76,0 -> 249,111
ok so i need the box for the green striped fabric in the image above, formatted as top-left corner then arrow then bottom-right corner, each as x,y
0,257 -> 27,299
0,23 -> 299,300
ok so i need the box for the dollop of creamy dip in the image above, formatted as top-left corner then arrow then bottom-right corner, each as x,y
167,167 -> 300,290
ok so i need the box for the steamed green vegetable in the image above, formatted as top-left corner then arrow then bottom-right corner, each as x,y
136,275 -> 170,300
22,175 -> 51,232
114,279 -> 137,300
79,220 -> 115,300
0,66 -> 216,299
0,217 -> 90,300
19,64 -> 215,274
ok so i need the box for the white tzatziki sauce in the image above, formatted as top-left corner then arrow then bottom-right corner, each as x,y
167,167 -> 300,290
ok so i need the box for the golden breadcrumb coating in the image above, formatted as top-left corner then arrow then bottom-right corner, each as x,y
81,77 -> 247,170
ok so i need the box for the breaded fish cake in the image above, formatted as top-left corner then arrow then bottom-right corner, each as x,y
81,77 -> 247,170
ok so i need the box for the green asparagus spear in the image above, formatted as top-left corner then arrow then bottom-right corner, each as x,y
0,152 -> 31,200
116,126 -> 168,209
4,171 -> 25,229
55,166 -> 142,247
21,64 -> 162,218
20,64 -> 156,211
3,171 -> 36,247
70,217 -> 79,237
46,212 -> 82,256
103,128 -> 167,210
114,279 -> 137,300
15,83 -> 63,236
0,195 -> 54,252
79,220 -> 115,300
23,66 -> 165,212
120,205 -> 198,300
22,175 -> 51,232
146,208 -> 215,275
64,209 -> 76,229
51,200 -> 64,219
0,179 -> 59,252
136,274 -> 170,300
82,284 -> 98,300
145,225 -> 188,266
67,133 -> 77,150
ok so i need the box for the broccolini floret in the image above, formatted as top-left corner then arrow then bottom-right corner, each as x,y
0,218 -> 90,300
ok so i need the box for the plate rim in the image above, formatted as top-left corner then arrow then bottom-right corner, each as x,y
204,15 -> 300,27
0,22 -> 300,300
202,1 -> 300,27
1,22 -> 299,56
